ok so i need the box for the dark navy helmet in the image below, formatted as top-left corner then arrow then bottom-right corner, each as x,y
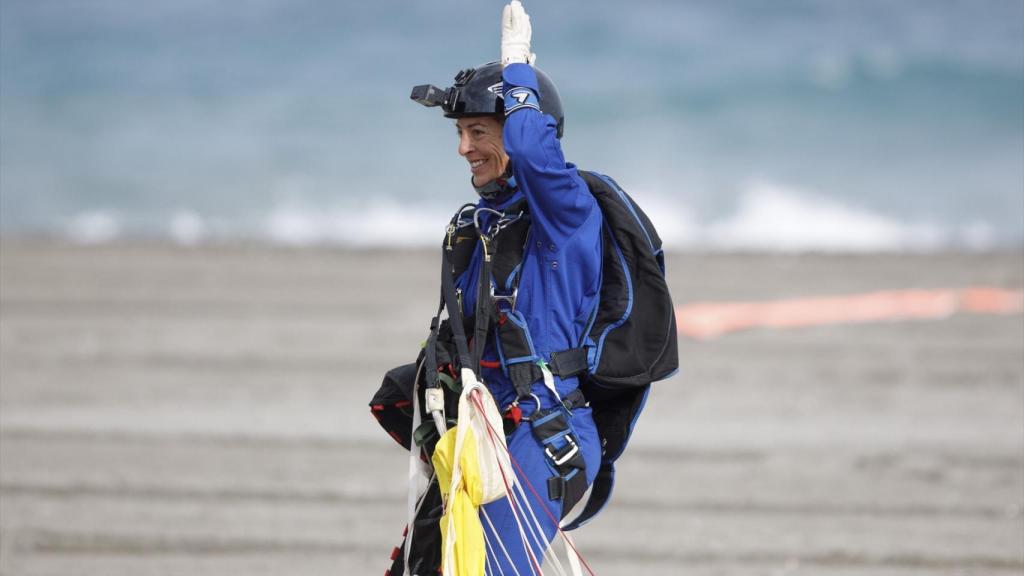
411,61 -> 565,139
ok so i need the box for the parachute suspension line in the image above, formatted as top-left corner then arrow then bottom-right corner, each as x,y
481,508 -> 518,576
470,392 -> 598,576
491,453 -> 542,576
508,464 -> 572,576
468,387 -> 544,576
562,532 -> 584,576
480,409 -> 572,576
485,414 -> 572,576
521,364 -> 580,576
506,469 -> 566,576
503,436 -> 595,576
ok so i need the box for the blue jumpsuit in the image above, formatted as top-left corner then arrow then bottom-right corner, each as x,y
453,63 -> 603,573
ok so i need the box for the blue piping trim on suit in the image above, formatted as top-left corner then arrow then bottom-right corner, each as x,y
507,311 -> 540,361
495,320 -> 509,377
532,410 -> 561,427
542,429 -> 571,445
505,262 -> 522,292
658,367 -> 679,382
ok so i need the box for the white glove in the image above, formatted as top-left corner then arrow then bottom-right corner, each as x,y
501,1 -> 536,67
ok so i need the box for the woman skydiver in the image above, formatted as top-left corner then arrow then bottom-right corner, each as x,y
407,1 -> 604,573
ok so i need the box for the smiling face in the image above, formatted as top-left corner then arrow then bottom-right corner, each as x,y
456,116 -> 508,187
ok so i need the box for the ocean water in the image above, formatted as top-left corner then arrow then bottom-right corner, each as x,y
1,0 -> 1022,250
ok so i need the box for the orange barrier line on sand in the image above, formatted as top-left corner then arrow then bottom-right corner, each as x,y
677,287 -> 1024,340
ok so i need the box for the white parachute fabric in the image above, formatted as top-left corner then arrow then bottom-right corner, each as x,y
456,368 -> 515,504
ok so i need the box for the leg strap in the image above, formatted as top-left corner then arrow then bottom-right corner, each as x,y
529,404 -> 589,519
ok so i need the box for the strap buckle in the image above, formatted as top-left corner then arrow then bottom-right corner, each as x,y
544,435 -> 579,467
490,284 -> 518,311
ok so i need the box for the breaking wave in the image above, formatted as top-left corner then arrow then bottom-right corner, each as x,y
263,200 -> 454,247
645,180 -> 1000,252
60,181 -> 1003,252
698,181 -> 957,252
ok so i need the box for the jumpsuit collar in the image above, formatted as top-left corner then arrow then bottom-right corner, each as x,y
477,175 -> 521,210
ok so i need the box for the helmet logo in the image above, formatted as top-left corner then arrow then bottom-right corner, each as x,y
487,82 -> 503,96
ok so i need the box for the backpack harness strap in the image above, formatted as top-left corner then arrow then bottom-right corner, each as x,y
525,396 -> 589,519
434,210 -> 476,374
399,168 -> 674,539
471,229 -> 496,374
498,336 -> 589,399
437,200 -> 595,400
435,199 -> 596,519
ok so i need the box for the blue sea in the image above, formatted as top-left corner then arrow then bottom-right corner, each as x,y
1,0 -> 1022,250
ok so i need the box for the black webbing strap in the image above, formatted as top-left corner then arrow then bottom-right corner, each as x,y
470,236 -> 496,374
562,463 -> 613,530
541,388 -> 592,520
436,206 -> 588,386
494,331 -> 590,398
424,315 -> 441,388
549,347 -> 590,379
528,397 -> 590,518
508,344 -> 591,390
439,245 -> 473,372
507,363 -> 536,399
559,388 -> 587,411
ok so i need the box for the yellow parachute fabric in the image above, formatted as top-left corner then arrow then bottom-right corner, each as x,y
432,425 -> 486,576
431,374 -> 514,576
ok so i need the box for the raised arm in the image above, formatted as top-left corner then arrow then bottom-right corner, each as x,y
500,2 -> 596,245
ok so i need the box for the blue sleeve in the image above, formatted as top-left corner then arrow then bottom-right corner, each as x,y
502,64 -> 596,245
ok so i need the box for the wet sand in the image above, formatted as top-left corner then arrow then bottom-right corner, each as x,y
1,242 -> 1021,575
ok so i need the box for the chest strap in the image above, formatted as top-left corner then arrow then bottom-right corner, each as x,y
506,348 -> 588,395
497,308 -> 591,398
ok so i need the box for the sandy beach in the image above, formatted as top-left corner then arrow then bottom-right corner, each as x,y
1,241 -> 1021,575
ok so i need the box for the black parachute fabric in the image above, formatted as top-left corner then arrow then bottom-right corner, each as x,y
369,363 -> 417,450
384,479 -> 443,576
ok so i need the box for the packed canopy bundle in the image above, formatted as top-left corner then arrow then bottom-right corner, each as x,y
432,372 -> 514,576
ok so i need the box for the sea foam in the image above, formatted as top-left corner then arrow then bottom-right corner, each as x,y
698,180 -> 950,252
265,200 -> 453,248
62,182 -> 999,252
66,210 -> 123,244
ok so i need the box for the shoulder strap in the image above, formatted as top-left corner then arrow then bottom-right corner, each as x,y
470,233 -> 496,374
437,239 -> 474,372
426,209 -> 477,383
434,200 -> 533,379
